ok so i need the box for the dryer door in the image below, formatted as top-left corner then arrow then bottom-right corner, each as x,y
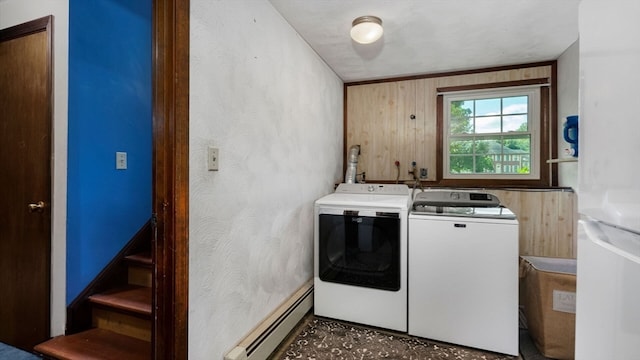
318,211 -> 400,291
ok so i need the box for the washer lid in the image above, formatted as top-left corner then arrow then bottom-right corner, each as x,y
411,190 -> 515,219
315,183 -> 410,210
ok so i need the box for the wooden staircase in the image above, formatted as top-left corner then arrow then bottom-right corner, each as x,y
34,252 -> 153,359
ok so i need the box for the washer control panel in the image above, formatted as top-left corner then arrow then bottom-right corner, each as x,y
413,190 -> 500,208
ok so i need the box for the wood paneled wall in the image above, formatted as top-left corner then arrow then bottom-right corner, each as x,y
346,65 -> 553,182
485,189 -> 577,259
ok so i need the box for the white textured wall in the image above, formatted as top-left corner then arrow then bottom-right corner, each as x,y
557,40 -> 579,189
0,0 -> 69,336
189,1 -> 343,358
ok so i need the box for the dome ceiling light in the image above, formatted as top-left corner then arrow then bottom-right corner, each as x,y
350,15 -> 383,44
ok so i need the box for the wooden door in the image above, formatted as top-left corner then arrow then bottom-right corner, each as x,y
0,17 -> 52,351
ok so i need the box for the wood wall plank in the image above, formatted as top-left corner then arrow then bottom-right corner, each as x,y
485,189 -> 576,259
346,82 -> 398,180
397,80 -> 416,182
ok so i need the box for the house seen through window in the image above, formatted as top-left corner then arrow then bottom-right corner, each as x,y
443,87 -> 540,180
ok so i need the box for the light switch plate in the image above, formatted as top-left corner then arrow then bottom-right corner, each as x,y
116,151 -> 127,170
208,147 -> 219,171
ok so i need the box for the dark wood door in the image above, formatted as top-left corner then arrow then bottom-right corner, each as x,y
0,17 -> 52,351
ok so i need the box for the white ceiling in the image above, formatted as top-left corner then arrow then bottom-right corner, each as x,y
268,0 -> 580,82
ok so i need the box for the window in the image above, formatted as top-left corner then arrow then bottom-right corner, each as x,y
442,87 -> 541,181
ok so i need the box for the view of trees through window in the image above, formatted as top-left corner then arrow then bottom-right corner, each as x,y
448,95 -> 531,175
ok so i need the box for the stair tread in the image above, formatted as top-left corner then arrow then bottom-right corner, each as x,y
34,328 -> 150,360
124,252 -> 153,266
89,286 -> 152,316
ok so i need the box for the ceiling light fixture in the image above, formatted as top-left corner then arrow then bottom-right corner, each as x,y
350,16 -> 383,44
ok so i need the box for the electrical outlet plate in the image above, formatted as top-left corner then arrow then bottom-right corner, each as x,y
208,146 -> 219,171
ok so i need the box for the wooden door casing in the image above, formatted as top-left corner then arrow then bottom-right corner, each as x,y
152,0 -> 189,358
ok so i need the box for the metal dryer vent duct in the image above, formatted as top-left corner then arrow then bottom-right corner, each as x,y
344,145 -> 360,184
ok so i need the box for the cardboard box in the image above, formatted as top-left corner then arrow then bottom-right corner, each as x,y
520,256 -> 577,360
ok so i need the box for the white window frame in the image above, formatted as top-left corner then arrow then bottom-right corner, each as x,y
442,86 -> 541,180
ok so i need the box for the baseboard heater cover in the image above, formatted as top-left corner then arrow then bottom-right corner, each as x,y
224,280 -> 313,360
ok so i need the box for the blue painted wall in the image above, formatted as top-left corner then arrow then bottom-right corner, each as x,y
67,0 -> 152,303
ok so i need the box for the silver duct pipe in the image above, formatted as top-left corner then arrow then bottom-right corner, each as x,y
344,145 -> 361,184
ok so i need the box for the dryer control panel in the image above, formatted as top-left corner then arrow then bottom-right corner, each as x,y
335,183 -> 409,195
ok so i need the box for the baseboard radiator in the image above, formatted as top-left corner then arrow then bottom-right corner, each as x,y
224,280 -> 313,360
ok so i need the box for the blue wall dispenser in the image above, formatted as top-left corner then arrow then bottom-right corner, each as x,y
563,115 -> 579,157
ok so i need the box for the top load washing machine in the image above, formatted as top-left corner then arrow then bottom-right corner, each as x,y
408,190 -> 519,355
314,183 -> 410,332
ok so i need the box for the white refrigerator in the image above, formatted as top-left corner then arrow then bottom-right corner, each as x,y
575,0 -> 640,358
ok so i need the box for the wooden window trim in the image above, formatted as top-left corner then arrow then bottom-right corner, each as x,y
436,78 -> 550,94
346,60 -> 556,86
436,79 -> 552,188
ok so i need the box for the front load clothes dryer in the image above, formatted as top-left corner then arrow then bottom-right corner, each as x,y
314,183 -> 410,332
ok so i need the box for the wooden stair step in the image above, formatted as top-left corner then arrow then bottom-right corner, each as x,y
124,252 -> 153,267
34,328 -> 150,360
92,307 -> 151,341
89,286 -> 151,316
126,252 -> 153,288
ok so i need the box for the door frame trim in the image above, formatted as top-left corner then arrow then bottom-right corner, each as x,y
152,0 -> 189,358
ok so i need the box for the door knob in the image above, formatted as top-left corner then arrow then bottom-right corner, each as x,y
28,201 -> 46,213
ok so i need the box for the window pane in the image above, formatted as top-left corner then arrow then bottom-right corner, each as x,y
449,155 -> 474,174
503,96 -> 528,114
503,134 -> 530,152
450,114 -> 472,134
502,135 -> 530,174
475,98 -> 500,116
475,155 -> 496,173
461,100 -> 474,116
475,116 -> 501,133
476,138 -> 500,156
500,156 -> 530,174
503,115 -> 528,132
450,101 -> 472,134
475,138 -> 498,173
450,139 -> 473,155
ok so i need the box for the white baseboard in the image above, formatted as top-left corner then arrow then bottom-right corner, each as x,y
224,280 -> 313,360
